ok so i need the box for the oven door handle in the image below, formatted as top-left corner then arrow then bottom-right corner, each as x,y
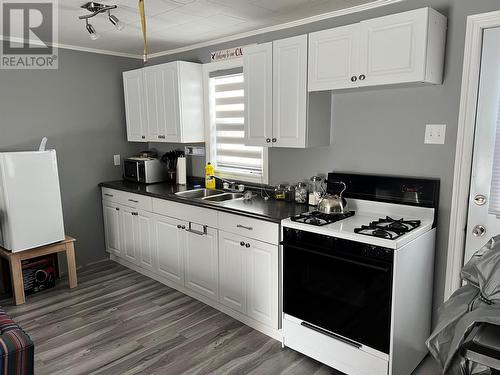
281,242 -> 392,273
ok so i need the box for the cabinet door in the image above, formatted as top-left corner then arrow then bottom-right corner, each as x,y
144,63 -> 180,142
309,24 -> 360,91
123,69 -> 146,142
358,8 -> 428,87
154,215 -> 185,285
218,231 -> 246,313
120,206 -> 138,264
244,42 -> 273,147
136,210 -> 154,272
246,239 -> 278,328
184,225 -> 219,301
273,35 -> 308,148
103,201 -> 121,256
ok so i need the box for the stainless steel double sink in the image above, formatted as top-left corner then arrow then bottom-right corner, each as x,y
175,188 -> 244,203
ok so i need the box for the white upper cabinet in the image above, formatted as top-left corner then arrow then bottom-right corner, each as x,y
143,63 -> 179,142
123,61 -> 205,143
308,7 -> 447,91
273,35 -> 308,148
244,42 -> 273,147
244,35 -> 331,149
308,24 -> 360,91
123,69 -> 147,142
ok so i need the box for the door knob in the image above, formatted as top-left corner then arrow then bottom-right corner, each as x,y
272,138 -> 277,143
240,241 -> 245,246
474,194 -> 487,206
350,76 -> 357,82
472,225 -> 486,237
359,74 -> 366,81
266,138 -> 271,143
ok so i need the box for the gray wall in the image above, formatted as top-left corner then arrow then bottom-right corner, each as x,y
0,48 -> 143,268
148,0 -> 500,321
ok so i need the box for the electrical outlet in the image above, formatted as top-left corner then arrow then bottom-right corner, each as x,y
113,154 -> 121,166
425,124 -> 446,144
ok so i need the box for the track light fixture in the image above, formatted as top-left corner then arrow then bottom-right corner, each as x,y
86,19 -> 100,40
79,2 -> 124,40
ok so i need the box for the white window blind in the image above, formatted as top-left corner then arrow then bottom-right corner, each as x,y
209,71 -> 264,180
488,94 -> 500,216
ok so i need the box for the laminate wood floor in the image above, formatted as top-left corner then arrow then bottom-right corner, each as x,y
0,260 -> 440,375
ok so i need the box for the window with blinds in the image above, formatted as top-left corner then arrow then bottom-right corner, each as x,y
209,70 -> 264,181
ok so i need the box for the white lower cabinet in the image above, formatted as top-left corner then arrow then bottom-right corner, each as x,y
102,189 -> 280,337
103,201 -> 121,257
184,225 -> 219,301
135,210 -> 154,272
246,238 -> 278,328
120,206 -> 139,264
218,231 -> 278,328
219,231 -> 247,313
154,215 -> 186,285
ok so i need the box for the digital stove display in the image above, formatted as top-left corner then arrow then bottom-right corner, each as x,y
290,211 -> 355,226
354,216 -> 421,240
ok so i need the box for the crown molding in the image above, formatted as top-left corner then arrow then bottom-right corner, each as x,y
0,0 -> 402,60
149,0 -> 403,59
0,35 -> 143,59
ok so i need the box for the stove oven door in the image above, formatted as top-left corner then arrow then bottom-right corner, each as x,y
283,229 -> 393,354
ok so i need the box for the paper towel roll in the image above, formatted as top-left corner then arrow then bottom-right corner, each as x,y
176,156 -> 186,185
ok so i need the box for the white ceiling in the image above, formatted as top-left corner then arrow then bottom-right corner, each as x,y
59,0 -> 382,57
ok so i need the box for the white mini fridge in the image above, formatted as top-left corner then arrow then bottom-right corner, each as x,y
0,150 -> 65,252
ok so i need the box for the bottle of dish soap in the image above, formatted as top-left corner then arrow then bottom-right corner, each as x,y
205,162 -> 216,189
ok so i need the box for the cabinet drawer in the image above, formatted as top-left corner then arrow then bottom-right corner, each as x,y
120,191 -> 152,211
101,188 -> 152,212
218,212 -> 278,245
102,188 -> 122,203
152,198 -> 217,227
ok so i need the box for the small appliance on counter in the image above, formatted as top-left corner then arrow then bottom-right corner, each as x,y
123,153 -> 166,184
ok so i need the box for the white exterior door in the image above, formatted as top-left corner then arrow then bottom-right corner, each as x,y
136,210 -> 154,272
184,225 -> 219,301
144,64 -> 180,142
464,28 -> 500,262
244,42 -> 273,147
246,239 -> 278,328
123,69 -> 146,142
218,231 -> 246,313
120,207 -> 138,264
103,202 -> 121,256
154,215 -> 185,285
358,8 -> 428,87
273,35 -> 308,148
308,24 -> 360,91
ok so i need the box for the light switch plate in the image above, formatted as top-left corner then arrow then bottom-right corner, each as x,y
425,124 -> 446,144
113,154 -> 121,166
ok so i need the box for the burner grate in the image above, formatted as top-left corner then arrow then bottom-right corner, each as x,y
354,216 -> 421,240
290,211 -> 355,226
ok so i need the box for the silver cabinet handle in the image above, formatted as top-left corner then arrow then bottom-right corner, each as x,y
185,222 -> 207,236
128,199 -> 139,203
104,193 -> 114,197
132,212 -> 138,216
237,224 -> 253,231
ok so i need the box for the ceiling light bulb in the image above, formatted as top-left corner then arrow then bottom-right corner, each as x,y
109,14 -> 124,31
86,22 -> 100,40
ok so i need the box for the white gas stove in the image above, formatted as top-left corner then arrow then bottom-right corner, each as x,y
281,173 -> 440,375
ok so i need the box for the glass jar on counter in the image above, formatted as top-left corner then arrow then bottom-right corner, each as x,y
274,184 -> 286,200
308,176 -> 323,206
294,182 -> 308,204
285,185 -> 295,202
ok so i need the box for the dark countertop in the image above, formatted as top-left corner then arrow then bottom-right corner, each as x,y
99,180 -> 310,223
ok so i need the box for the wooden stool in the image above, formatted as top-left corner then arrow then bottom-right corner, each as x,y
0,236 -> 77,305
